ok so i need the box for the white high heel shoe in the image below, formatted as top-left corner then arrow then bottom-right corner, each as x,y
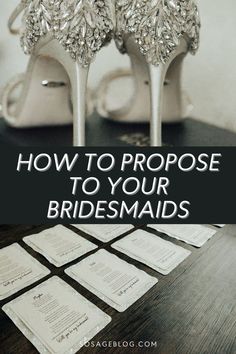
1,0 -> 115,146
97,0 -> 200,146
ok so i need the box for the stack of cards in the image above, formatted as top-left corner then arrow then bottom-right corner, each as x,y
0,243 -> 50,300
23,225 -> 98,267
3,277 -> 111,354
148,224 -> 217,248
66,249 -> 157,312
112,230 -> 191,275
72,224 -> 134,242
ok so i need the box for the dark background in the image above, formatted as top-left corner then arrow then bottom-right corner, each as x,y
0,146 -> 235,224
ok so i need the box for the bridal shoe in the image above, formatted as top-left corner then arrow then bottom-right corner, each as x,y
1,0 -> 115,145
97,0 -> 200,146
1,0 -> 200,147
95,67 -> 194,124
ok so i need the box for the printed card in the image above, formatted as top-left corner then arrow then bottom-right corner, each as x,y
0,243 -> 50,300
3,277 -> 111,354
65,249 -> 158,312
23,225 -> 98,267
72,224 -> 134,242
148,224 -> 217,247
112,230 -> 191,275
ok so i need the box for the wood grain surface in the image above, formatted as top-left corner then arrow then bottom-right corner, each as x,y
0,224 -> 235,354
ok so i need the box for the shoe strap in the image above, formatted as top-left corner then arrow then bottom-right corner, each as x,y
8,0 -> 27,35
95,68 -> 132,118
0,73 -> 95,127
0,74 -> 25,127
95,68 -> 194,122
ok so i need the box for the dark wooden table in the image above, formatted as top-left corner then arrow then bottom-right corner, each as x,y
0,224 -> 235,354
1,115 -> 236,146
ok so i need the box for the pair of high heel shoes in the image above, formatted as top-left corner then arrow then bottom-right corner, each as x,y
2,0 -> 200,146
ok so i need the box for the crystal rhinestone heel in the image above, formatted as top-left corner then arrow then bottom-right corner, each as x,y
1,0 -> 114,145
97,0 -> 200,146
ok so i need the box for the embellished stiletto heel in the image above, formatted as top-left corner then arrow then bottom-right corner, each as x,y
36,40 -> 90,146
1,0 -> 114,146
148,38 -> 188,145
97,0 -> 200,146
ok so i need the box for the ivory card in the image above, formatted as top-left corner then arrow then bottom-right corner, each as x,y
23,225 -> 98,267
112,230 -> 191,275
148,224 -> 217,248
213,224 -> 225,228
72,224 -> 134,242
65,249 -> 157,312
3,277 -> 111,354
0,243 -> 50,300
